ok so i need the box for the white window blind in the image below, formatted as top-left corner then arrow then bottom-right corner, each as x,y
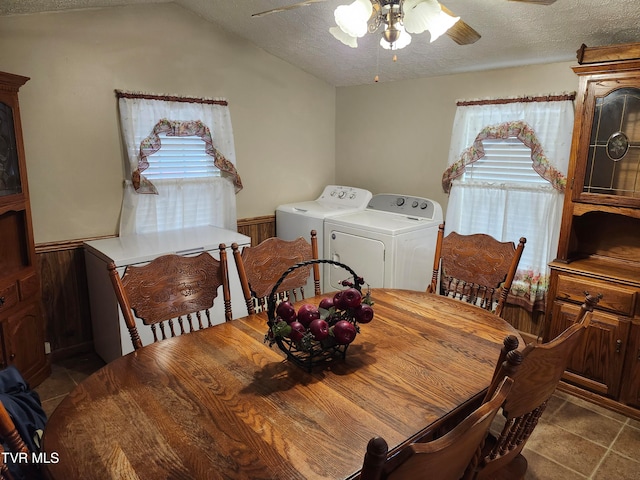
143,134 -> 220,180
462,138 -> 546,185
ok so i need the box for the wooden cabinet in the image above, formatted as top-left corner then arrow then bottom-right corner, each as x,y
546,43 -> 640,418
0,72 -> 49,387
548,270 -> 632,398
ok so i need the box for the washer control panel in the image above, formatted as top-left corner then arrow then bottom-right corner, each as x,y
367,194 -> 442,220
317,185 -> 373,208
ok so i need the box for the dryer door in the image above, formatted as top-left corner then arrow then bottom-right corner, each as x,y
327,231 -> 385,290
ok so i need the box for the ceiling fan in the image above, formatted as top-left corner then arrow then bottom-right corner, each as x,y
252,0 -> 557,49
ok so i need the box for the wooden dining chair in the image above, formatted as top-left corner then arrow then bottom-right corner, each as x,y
0,401 -> 39,480
470,292 -> 601,480
427,223 -> 526,318
108,246 -> 232,350
360,377 -> 513,480
231,230 -> 321,314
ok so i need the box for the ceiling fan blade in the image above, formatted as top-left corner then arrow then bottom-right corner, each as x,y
508,0 -> 557,4
440,4 -> 481,45
252,0 -> 328,18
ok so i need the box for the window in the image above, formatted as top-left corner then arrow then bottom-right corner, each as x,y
116,93 -> 242,236
144,134 -> 221,180
444,101 -> 576,314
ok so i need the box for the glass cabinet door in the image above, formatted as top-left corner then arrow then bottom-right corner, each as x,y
0,101 -> 22,197
575,79 -> 640,207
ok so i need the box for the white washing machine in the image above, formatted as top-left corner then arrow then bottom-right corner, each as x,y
324,194 -> 443,292
276,185 -> 372,293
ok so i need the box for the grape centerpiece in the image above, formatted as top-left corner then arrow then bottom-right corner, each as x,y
265,259 -> 374,371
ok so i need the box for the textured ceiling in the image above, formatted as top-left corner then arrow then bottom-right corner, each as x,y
2,0 -> 640,86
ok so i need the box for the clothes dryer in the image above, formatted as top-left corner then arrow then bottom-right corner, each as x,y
324,194 -> 443,292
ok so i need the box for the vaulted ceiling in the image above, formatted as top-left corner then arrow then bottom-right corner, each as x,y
2,0 -> 639,86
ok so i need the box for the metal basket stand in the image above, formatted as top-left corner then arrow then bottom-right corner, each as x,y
266,259 -> 363,372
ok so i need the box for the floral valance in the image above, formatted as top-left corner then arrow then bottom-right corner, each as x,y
441,120 -> 567,194
133,118 -> 243,195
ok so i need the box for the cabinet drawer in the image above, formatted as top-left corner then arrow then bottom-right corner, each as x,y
18,273 -> 39,300
556,274 -> 636,316
0,283 -> 19,312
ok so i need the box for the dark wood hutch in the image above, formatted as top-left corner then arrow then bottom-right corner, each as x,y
0,72 -> 49,387
545,43 -> 640,418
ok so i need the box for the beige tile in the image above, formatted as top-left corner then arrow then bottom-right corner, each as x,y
41,395 -> 66,418
524,421 -> 606,476
548,401 -> 624,447
593,451 -> 640,480
57,353 -> 105,385
564,394 -> 630,422
628,417 -> 640,430
522,449 -> 587,480
542,393 -> 567,418
611,424 -> 640,459
33,364 -> 76,402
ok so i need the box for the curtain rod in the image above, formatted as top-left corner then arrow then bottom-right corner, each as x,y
456,92 -> 576,107
115,90 -> 228,106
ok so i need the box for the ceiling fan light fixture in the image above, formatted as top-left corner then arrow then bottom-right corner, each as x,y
329,0 -> 467,51
334,0 -> 372,38
380,23 -> 412,50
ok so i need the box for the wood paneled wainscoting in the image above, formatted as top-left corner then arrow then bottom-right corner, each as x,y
36,215 -> 276,360
237,215 -> 276,246
501,304 -> 546,345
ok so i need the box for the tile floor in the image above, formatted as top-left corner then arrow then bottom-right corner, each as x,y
34,353 -> 640,479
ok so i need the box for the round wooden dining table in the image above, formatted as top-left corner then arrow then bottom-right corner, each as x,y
41,289 -> 521,480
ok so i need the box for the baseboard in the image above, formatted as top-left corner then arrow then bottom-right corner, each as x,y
557,381 -> 640,421
50,341 -> 95,362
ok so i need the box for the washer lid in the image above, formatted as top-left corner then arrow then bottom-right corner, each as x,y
275,200 -> 367,219
275,185 -> 372,218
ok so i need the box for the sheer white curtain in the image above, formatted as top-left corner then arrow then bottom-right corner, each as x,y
443,96 -> 574,311
117,93 -> 241,235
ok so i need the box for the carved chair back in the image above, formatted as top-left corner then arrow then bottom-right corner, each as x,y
360,377 -> 513,480
0,402 -> 35,480
232,230 -> 321,314
473,293 -> 601,480
108,246 -> 232,350
427,224 -> 526,318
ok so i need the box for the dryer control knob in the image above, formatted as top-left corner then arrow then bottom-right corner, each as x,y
396,197 -> 405,206
338,191 -> 347,199
420,202 -> 428,209
412,201 -> 419,208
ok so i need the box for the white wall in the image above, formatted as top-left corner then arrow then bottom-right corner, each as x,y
0,3 -> 336,243
335,62 -> 578,213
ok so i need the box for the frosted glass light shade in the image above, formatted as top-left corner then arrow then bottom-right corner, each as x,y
330,26 -> 358,48
403,0 -> 459,42
334,0 -> 372,38
403,0 -> 440,34
427,11 -> 459,42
